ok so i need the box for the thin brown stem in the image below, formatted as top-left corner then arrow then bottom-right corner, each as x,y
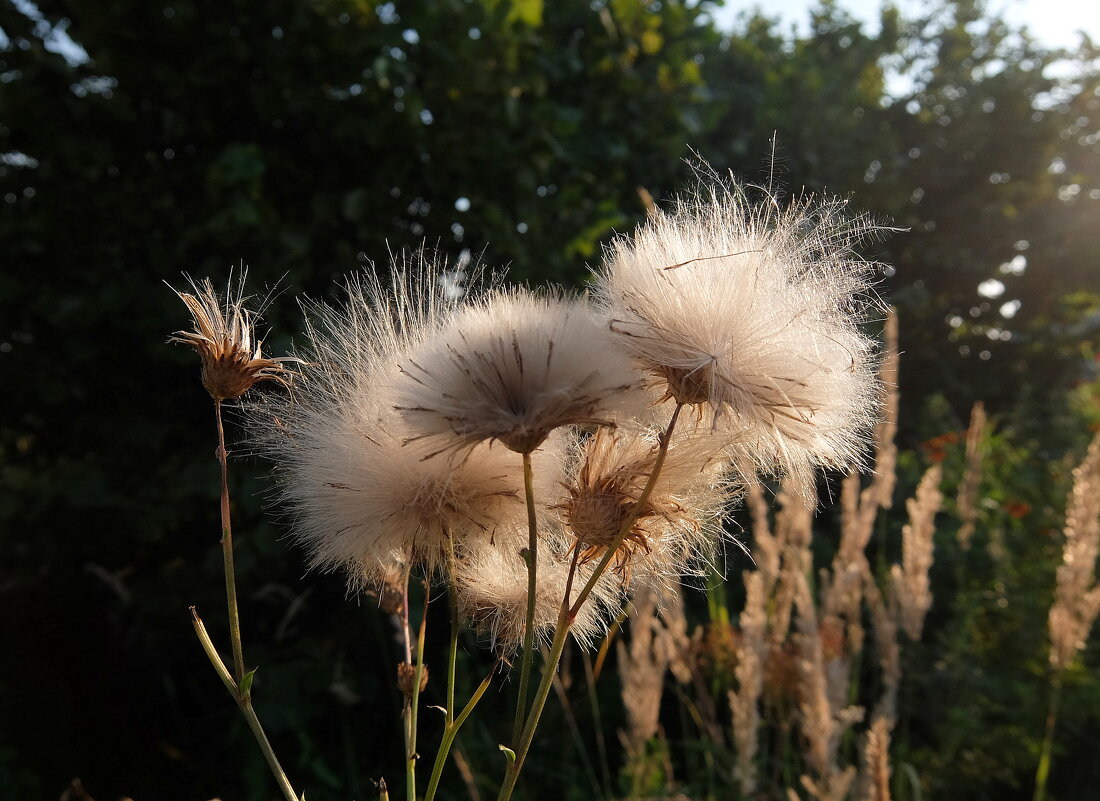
407,580 -> 431,801
214,399 -> 246,683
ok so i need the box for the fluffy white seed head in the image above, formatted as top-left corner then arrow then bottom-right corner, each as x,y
250,254 -> 554,589
453,534 -> 620,652
594,177 -> 883,494
393,288 -> 646,455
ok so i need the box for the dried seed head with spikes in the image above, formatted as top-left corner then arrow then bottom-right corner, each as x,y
557,420 -> 735,584
169,274 -> 295,400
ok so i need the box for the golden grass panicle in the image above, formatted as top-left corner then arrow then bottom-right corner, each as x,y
891,464 -> 942,641
594,174 -> 884,496
618,584 -> 673,756
1049,431 -> 1100,672
858,715 -> 894,801
169,273 -> 295,401
729,570 -> 768,795
956,402 -> 987,551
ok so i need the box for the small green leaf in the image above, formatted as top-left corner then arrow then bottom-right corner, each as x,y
238,667 -> 257,697
499,744 -> 516,763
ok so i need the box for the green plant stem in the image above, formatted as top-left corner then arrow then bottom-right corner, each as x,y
423,661 -> 499,801
445,536 -> 460,729
592,604 -> 628,682
407,581 -> 431,801
191,608 -> 299,801
1033,672 -> 1063,801
496,403 -> 684,801
214,399 -> 246,683
581,651 -> 613,798
511,451 -> 540,746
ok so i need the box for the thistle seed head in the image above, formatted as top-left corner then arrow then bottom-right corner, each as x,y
393,288 -> 646,455
593,173 -> 884,493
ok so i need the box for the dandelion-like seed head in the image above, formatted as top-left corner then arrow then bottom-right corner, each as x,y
394,289 -> 646,455
169,274 -> 293,400
249,254 -> 553,588
453,536 -> 618,652
594,174 -> 883,491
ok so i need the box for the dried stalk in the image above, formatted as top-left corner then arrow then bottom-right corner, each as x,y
956,402 -> 987,550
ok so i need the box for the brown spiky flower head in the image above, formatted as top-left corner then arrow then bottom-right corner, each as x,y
593,174 -> 883,493
559,418 -> 734,583
169,274 -> 293,400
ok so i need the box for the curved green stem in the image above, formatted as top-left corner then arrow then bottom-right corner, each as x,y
446,561 -> 459,730
1033,673 -> 1063,801
511,451 -> 540,745
423,661 -> 499,801
497,404 -> 684,801
191,608 -> 299,801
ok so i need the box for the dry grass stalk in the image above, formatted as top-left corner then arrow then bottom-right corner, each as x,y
747,481 -> 782,593
800,768 -> 857,801
1049,430 -> 1100,672
862,572 -> 901,727
891,464 -> 943,641
728,570 -> 768,794
793,554 -> 865,788
618,584 -> 672,750
771,489 -> 815,648
857,715 -> 894,801
824,310 -> 899,648
956,402 -> 987,550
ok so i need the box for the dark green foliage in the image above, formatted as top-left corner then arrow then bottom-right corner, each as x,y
1,0 -> 1098,798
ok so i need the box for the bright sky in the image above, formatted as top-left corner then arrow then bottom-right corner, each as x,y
713,0 -> 1100,50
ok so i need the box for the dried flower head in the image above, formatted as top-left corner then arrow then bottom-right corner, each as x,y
396,662 -> 429,698
453,535 -> 619,652
557,418 -> 734,584
594,174 -> 883,492
169,274 -> 293,400
394,288 -> 645,455
249,255 -> 555,588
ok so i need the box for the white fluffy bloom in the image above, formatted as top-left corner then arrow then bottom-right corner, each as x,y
250,256 -> 560,589
594,177 -> 882,493
393,288 -> 646,455
453,534 -> 620,651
